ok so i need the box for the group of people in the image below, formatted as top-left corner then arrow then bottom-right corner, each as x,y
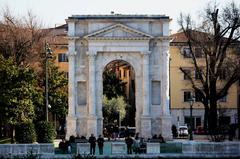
59,133 -> 165,155
88,134 -> 105,155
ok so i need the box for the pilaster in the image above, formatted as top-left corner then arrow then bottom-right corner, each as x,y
161,43 -> 170,116
142,51 -> 151,116
140,116 -> 152,138
67,51 -> 77,117
86,51 -> 98,136
87,51 -> 97,116
66,116 -> 77,139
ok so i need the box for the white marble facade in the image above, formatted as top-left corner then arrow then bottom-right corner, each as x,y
66,15 -> 172,139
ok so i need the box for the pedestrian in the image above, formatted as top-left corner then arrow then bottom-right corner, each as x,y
88,134 -> 96,155
125,135 -> 133,154
134,133 -> 140,154
97,135 -> 105,155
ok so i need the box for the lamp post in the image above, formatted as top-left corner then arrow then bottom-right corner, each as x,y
189,95 -> 195,140
45,42 -> 52,122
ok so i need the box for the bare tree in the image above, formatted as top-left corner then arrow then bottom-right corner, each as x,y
178,1 -> 240,141
0,7 -> 49,67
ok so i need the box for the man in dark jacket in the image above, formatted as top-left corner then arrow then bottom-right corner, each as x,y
125,135 -> 133,154
89,134 -> 96,155
97,135 -> 105,155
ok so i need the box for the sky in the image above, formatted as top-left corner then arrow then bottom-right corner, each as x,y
0,0 -> 234,33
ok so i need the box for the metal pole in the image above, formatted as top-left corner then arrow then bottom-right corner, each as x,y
189,100 -> 193,140
45,43 -> 49,122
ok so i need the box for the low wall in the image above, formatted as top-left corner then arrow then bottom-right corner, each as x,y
111,142 -> 126,154
77,143 -> 90,154
182,141 -> 240,154
0,144 -> 54,156
146,143 -> 160,154
76,141 -> 240,155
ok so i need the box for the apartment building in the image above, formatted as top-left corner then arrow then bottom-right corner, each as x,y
170,31 -> 239,129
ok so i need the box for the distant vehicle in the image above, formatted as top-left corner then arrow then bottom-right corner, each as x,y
178,126 -> 188,137
194,126 -> 206,135
128,127 -> 136,137
118,126 -> 126,138
118,126 -> 136,138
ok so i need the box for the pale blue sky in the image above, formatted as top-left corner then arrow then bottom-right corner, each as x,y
0,0 -> 234,33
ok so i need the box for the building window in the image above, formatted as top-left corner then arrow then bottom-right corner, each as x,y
184,116 -> 201,129
195,69 -> 202,80
184,91 -> 192,102
58,53 -> 68,62
182,47 -> 192,58
219,95 -> 227,102
219,68 -> 226,80
183,69 -> 191,80
195,91 -> 202,102
123,69 -> 126,78
219,116 -> 230,126
194,48 -> 203,58
64,72 -> 68,78
119,70 -> 122,78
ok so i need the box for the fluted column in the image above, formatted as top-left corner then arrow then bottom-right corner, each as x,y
142,51 -> 151,116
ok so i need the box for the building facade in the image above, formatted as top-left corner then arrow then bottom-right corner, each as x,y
65,15 -> 172,139
170,31 -> 239,130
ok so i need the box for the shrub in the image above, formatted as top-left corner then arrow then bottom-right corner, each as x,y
35,121 -> 56,143
15,122 -> 36,143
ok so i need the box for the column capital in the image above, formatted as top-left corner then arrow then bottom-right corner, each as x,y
86,51 -> 97,56
163,50 -> 170,58
67,36 -> 79,40
67,51 -> 77,57
141,51 -> 151,55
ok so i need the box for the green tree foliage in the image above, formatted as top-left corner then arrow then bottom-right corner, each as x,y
48,60 -> 68,119
102,95 -> 127,125
35,57 -> 68,122
0,55 -> 36,142
15,122 -> 36,143
35,121 -> 56,143
103,70 -> 126,99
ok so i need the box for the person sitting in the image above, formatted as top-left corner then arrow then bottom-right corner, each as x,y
158,134 -> 165,143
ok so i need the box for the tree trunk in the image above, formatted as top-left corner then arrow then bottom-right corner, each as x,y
208,99 -> 218,141
204,106 -> 209,132
10,125 -> 15,143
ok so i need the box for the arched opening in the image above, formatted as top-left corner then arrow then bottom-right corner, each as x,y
102,60 -> 135,137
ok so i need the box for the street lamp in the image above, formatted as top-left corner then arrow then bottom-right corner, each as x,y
189,95 -> 195,140
45,42 -> 52,122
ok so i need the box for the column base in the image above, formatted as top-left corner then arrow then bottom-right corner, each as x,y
140,116 -> 152,138
161,115 -> 172,140
66,116 -> 77,140
87,115 -> 97,137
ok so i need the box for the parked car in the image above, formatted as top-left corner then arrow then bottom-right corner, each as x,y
178,126 -> 188,137
194,126 -> 207,135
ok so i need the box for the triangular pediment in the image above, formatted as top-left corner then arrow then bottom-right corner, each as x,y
83,24 -> 153,40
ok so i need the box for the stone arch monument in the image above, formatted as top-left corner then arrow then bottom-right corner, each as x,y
66,15 -> 172,140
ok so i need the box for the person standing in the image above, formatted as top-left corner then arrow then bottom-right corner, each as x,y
125,135 -> 133,154
134,133 -> 140,154
88,134 -> 96,155
97,135 -> 105,155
